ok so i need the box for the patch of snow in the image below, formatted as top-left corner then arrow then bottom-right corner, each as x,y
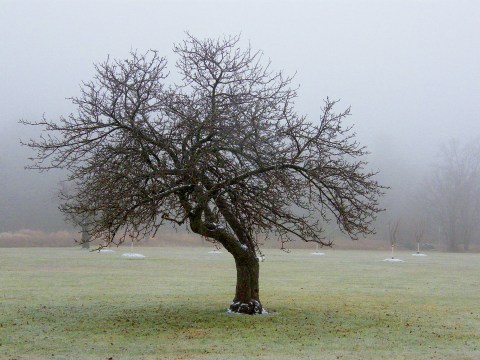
226,309 -> 242,315
226,307 -> 270,315
208,250 -> 223,254
383,258 -> 404,262
311,252 -> 325,255
99,249 -> 114,253
121,253 -> 146,259
412,253 -> 427,256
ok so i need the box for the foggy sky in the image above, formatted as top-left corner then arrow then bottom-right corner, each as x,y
1,0 -> 479,232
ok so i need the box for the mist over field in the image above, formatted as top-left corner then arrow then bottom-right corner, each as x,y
1,1 -> 480,355
1,0 -> 479,249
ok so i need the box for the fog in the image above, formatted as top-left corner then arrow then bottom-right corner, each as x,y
1,1 -> 479,244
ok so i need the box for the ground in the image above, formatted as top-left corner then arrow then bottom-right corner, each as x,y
1,247 -> 479,359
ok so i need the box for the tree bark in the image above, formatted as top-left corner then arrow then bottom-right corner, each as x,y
229,254 -> 263,314
188,207 -> 263,314
213,196 -> 264,314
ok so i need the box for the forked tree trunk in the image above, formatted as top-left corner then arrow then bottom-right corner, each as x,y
229,254 -> 263,314
187,208 -> 263,314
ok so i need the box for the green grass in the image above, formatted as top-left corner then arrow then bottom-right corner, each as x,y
1,247 -> 479,359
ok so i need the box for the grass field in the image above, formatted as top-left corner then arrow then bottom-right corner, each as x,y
1,247 -> 479,359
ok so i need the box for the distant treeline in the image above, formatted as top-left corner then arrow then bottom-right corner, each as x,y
3,228 -> 470,251
0,229 -> 77,247
0,229 -> 201,248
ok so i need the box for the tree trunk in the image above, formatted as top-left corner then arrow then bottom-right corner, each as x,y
447,225 -> 458,252
80,224 -> 90,249
462,228 -> 471,252
229,254 -> 263,314
187,205 -> 263,314
448,237 -> 458,252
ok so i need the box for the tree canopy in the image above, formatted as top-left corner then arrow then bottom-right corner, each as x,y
23,34 -> 384,313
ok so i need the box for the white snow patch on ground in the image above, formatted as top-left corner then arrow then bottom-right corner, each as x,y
208,250 -> 223,254
226,308 -> 269,315
99,249 -> 115,253
383,258 -> 404,262
412,253 -> 427,256
311,252 -> 325,255
121,253 -> 146,259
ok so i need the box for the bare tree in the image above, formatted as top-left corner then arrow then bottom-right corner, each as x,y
77,213 -> 92,249
62,211 -> 93,249
413,220 -> 425,254
388,220 -> 399,258
59,183 -> 93,249
22,34 -> 384,314
425,139 -> 480,252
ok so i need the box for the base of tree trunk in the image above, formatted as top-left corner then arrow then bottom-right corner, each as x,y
229,300 -> 263,314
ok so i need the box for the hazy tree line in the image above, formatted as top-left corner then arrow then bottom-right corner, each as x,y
5,137 -> 479,253
375,138 -> 480,252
